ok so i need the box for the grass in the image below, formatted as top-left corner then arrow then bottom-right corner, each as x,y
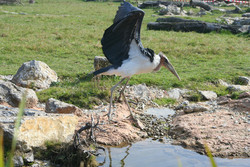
153,97 -> 176,106
0,0 -> 249,108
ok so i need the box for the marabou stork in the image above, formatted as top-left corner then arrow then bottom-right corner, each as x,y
93,1 -> 180,121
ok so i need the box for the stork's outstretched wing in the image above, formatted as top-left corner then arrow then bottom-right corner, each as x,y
101,1 -> 144,67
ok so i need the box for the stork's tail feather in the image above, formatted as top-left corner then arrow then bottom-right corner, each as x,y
93,65 -> 114,76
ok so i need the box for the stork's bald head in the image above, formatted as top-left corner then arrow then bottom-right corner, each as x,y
159,52 -> 181,81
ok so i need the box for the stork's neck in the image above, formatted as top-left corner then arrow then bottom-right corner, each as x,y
153,55 -> 164,72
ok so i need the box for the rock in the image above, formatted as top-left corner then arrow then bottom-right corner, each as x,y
94,56 -> 110,71
183,104 -> 209,113
159,5 -> 181,15
11,60 -> 58,90
45,98 -> 83,116
232,5 -> 243,13
13,155 -> 24,167
217,96 -> 232,105
135,119 -> 145,130
175,100 -> 189,110
226,98 -> 250,112
199,90 -> 217,100
197,8 -> 207,16
0,80 -> 38,108
242,13 -> 250,17
235,76 -> 250,85
217,79 -> 229,87
138,1 -> 189,9
190,0 -> 213,11
170,104 -> 250,158
0,104 -> 78,148
239,92 -> 250,99
0,75 -> 13,81
167,88 -> 181,99
18,115 -> 78,147
187,9 -> 194,15
23,151 -> 34,163
227,85 -> 250,92
232,18 -> 250,26
239,25 -> 250,33
29,0 -> 35,4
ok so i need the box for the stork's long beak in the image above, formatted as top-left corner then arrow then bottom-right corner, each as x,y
163,57 -> 181,81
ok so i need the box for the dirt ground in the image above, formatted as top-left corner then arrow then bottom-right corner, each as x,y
77,103 -> 146,146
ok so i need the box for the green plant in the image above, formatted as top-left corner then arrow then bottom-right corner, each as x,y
204,144 -> 218,167
0,129 -> 4,167
6,93 -> 26,167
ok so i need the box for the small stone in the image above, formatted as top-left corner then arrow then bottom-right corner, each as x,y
94,56 -> 110,71
242,13 -> 250,17
13,155 -> 24,167
236,76 -> 250,85
45,98 -> 83,116
227,85 -> 250,92
135,119 -> 145,130
199,91 -> 217,100
183,104 -> 209,113
101,108 -> 108,112
24,151 -> 34,163
167,88 -> 181,100
217,79 -> 229,87
158,138 -> 165,142
212,126 -> 217,129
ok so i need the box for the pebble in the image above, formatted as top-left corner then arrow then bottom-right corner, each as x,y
212,126 -> 217,129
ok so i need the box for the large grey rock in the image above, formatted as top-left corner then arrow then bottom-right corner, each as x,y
0,80 -> 38,108
45,98 -> 83,116
199,90 -> 217,100
11,60 -> 58,90
0,105 -> 47,147
0,105 -> 79,148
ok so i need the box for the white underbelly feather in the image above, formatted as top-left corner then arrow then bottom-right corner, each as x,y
102,39 -> 160,78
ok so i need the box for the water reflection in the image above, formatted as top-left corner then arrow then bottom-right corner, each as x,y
96,139 -> 250,167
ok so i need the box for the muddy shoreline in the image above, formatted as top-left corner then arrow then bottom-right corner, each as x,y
80,90 -> 250,159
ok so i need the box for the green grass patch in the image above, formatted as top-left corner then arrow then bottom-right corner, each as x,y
153,98 -> 176,106
0,0 -> 249,108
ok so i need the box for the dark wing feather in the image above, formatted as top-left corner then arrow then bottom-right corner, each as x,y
101,2 -> 144,66
114,1 -> 142,23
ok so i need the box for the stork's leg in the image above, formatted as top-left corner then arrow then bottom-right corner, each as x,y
117,77 -> 135,120
108,77 -> 126,121
120,89 -> 135,120
118,78 -> 130,102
